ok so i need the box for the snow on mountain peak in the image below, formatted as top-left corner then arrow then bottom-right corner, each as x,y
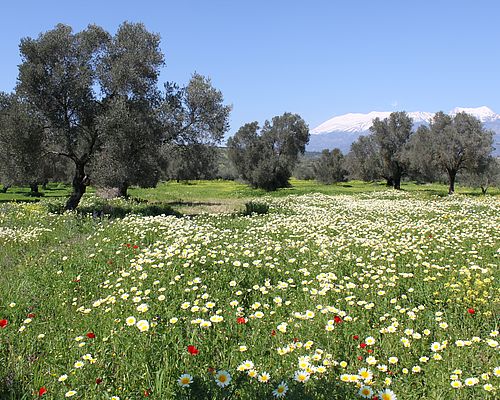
448,106 -> 497,121
312,110 -> 434,134
312,107 -> 499,135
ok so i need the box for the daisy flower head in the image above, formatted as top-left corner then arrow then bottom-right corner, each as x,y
65,391 -> 77,397
464,377 -> 478,386
248,369 -> 258,378
359,385 -> 374,399
125,316 -> 136,326
215,370 -> 231,387
451,380 -> 463,388
493,366 -> 500,377
178,373 -> 193,387
258,372 -> 271,383
483,383 -> 494,391
378,388 -> 397,400
358,368 -> 373,381
272,381 -> 288,398
294,370 -> 310,383
365,336 -> 376,345
136,319 -> 150,332
430,342 -> 441,352
366,356 -> 377,365
243,360 -> 254,370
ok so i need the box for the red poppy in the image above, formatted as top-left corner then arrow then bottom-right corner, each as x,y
334,316 -> 343,324
125,243 -> 131,248
271,330 -> 276,336
467,308 -> 475,314
359,342 -> 367,349
28,313 -> 36,318
236,317 -> 247,324
367,349 -> 373,354
38,387 -> 47,396
293,337 -> 299,343
353,335 -> 359,340
187,345 -> 199,355
86,332 -> 96,339
133,245 -> 139,249
95,378 -> 103,384
357,356 -> 363,360
0,319 -> 7,328
143,390 -> 150,397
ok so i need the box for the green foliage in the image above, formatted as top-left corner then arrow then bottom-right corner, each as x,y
13,24 -> 231,208
227,113 -> 310,191
430,112 -> 493,194
0,93 -> 48,188
313,148 -> 347,184
370,111 -> 413,189
161,73 -> 232,146
162,143 -> 220,182
243,201 -> 269,215
345,135 -> 384,182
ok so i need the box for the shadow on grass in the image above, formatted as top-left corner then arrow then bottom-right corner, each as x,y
167,201 -> 223,207
0,376 -> 32,400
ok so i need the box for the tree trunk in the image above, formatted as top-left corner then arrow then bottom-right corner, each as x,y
481,186 -> 487,195
0,185 -> 10,193
118,182 -> 129,198
393,175 -> 401,190
385,177 -> 394,187
65,162 -> 88,210
448,169 -> 457,194
30,183 -> 39,195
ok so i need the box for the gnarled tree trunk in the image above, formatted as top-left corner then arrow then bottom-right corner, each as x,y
65,162 -> 89,210
393,175 -> 402,190
118,182 -> 129,198
29,183 -> 39,195
447,169 -> 457,195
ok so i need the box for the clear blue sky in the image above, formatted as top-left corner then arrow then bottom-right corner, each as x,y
1,0 -> 499,136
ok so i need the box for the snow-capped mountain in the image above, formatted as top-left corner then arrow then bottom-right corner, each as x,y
308,106 -> 500,155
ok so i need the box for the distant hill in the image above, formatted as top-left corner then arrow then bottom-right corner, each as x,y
308,106 -> 500,155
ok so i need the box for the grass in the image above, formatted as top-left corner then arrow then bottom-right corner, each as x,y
2,179 -> 495,213
0,181 -> 498,399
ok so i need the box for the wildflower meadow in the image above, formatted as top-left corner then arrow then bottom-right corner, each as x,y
0,188 -> 499,399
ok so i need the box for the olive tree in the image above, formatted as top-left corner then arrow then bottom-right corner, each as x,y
16,22 -> 164,208
0,93 -> 47,194
313,148 -> 347,184
228,113 -> 309,190
369,111 -> 414,189
428,112 -> 493,194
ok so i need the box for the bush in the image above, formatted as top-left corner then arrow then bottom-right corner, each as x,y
243,201 -> 269,216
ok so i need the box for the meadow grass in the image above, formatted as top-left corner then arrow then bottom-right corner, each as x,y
0,182 -> 499,399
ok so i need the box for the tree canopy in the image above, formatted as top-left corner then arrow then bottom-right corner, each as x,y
8,23 -> 231,207
228,113 -> 309,191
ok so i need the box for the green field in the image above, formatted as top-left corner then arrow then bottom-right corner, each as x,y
0,181 -> 499,399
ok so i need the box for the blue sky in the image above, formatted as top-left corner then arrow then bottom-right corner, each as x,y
1,1 -> 499,136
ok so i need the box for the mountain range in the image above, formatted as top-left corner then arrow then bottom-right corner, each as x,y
308,106 -> 500,155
